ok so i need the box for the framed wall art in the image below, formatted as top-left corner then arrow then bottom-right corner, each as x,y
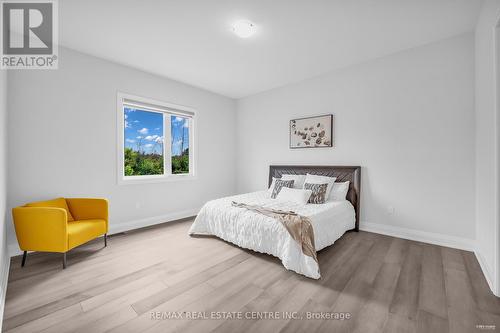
289,114 -> 334,149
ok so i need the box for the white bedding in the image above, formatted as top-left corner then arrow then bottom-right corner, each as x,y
188,191 -> 355,279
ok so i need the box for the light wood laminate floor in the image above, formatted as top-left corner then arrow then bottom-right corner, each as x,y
3,218 -> 500,333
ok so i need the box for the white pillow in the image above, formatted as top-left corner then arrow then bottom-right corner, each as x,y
281,174 -> 306,189
276,187 -> 312,205
303,174 -> 337,198
330,181 -> 350,201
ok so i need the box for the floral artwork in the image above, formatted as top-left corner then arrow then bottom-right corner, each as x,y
290,114 -> 334,148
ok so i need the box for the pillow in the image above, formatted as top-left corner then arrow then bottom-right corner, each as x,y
276,187 -> 312,205
304,183 -> 329,204
281,174 -> 306,189
271,179 -> 294,199
267,177 -> 278,193
26,197 -> 74,222
303,174 -> 337,198
330,181 -> 350,201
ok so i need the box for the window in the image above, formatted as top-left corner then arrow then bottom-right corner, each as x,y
117,93 -> 195,184
124,108 -> 164,176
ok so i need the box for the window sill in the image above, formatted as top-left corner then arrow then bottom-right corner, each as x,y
118,174 -> 197,185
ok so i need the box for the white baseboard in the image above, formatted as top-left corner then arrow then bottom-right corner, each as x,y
108,208 -> 200,235
0,249 -> 11,333
474,250 -> 498,296
8,243 -> 21,258
360,221 -> 475,251
7,208 -> 200,257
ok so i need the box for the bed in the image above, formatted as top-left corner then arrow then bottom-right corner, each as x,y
188,165 -> 361,279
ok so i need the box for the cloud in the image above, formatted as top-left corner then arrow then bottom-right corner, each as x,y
133,120 -> 140,123
154,136 -> 164,144
154,127 -> 160,131
136,136 -> 143,139
138,128 -> 148,135
144,134 -> 161,141
124,114 -> 132,128
144,143 -> 153,148
183,121 -> 189,128
125,139 -> 135,143
175,116 -> 184,122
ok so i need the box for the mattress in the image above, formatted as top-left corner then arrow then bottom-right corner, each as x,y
188,190 -> 356,279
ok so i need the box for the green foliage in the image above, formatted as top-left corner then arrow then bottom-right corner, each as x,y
124,147 -> 189,176
172,148 -> 189,174
124,147 -> 164,176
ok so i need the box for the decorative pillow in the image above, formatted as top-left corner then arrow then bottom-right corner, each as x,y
26,197 -> 74,222
276,187 -> 312,205
303,174 -> 337,198
304,183 -> 329,204
271,179 -> 294,199
268,177 -> 278,193
330,181 -> 350,201
281,174 -> 306,189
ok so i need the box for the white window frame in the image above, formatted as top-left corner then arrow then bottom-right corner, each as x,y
117,92 -> 196,185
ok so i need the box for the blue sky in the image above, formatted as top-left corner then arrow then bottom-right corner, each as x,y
124,107 -> 189,156
171,116 -> 189,156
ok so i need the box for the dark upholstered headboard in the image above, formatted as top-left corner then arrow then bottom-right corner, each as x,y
269,165 -> 361,231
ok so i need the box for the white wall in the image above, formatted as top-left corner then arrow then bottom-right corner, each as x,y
0,67 -> 8,329
0,69 -> 9,328
497,24 -> 500,298
237,33 -> 476,245
475,0 -> 500,296
6,47 -> 237,253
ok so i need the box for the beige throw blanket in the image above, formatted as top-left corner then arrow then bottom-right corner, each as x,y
231,201 -> 318,263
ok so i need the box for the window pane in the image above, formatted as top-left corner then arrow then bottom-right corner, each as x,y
124,107 -> 164,176
171,115 -> 189,174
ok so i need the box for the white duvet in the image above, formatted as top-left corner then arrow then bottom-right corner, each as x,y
188,191 -> 355,279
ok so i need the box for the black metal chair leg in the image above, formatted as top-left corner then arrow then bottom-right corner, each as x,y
104,233 -> 107,247
21,251 -> 27,267
62,253 -> 67,269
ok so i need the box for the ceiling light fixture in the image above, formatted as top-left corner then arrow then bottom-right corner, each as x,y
232,20 -> 256,38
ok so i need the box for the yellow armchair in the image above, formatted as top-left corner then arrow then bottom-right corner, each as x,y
12,198 -> 108,269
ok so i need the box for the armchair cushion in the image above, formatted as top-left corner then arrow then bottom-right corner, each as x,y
26,198 -> 75,222
67,219 -> 107,250
66,198 -> 108,222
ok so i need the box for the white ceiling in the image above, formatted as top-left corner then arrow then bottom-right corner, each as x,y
59,0 -> 483,98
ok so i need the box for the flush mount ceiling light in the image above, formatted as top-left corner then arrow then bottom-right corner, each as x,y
232,20 -> 256,38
